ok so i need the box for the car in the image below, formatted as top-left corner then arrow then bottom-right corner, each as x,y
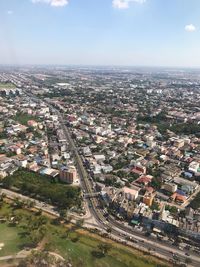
185,252 -> 190,256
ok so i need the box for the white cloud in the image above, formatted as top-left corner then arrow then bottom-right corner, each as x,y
7,10 -> 14,15
112,0 -> 146,9
31,0 -> 69,7
185,24 -> 196,32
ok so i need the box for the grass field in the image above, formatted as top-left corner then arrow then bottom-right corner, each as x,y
0,83 -> 16,89
0,205 -> 29,257
12,112 -> 40,125
48,230 -> 157,267
0,224 -> 23,257
0,203 -> 168,267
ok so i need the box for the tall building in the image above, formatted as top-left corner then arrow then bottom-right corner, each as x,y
143,191 -> 156,207
60,166 -> 77,184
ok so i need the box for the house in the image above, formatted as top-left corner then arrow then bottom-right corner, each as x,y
102,164 -> 113,173
94,154 -> 105,162
83,146 -> 92,157
189,161 -> 199,173
170,192 -> 187,204
40,167 -> 59,178
13,155 -> 27,168
27,120 -> 38,128
134,175 -> 153,186
162,183 -> 177,193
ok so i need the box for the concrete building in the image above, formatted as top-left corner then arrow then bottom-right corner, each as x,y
60,166 -> 77,184
122,186 -> 140,201
189,161 -> 199,173
162,183 -> 177,193
143,191 -> 156,207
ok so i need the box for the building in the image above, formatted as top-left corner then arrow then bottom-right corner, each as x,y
122,186 -> 140,201
189,161 -> 199,173
173,138 -> 185,148
162,182 -> 177,193
27,120 -> 38,128
135,175 -> 153,187
146,135 -> 156,148
60,166 -> 77,184
143,191 -> 156,207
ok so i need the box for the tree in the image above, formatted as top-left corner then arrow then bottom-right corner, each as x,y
97,243 -> 112,255
59,209 -> 68,221
1,193 -> 6,199
12,198 -> 25,209
76,219 -> 84,228
185,257 -> 192,264
151,201 -> 160,211
26,200 -> 35,208
106,227 -> 112,234
3,170 -> 81,210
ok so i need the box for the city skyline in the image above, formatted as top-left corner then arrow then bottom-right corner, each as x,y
1,0 -> 200,67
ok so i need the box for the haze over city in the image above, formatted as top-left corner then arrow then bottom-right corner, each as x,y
1,0 -> 200,67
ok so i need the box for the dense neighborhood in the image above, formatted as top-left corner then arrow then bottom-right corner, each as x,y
1,67 -> 200,266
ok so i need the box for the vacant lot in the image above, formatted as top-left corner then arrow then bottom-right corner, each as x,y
0,83 -> 15,89
12,112 -> 39,126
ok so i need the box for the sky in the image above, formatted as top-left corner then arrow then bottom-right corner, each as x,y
0,0 -> 200,67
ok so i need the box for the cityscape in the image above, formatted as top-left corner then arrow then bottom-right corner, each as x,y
1,66 -> 200,267
1,0 -> 200,267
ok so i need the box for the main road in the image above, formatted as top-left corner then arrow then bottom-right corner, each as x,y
28,94 -> 200,267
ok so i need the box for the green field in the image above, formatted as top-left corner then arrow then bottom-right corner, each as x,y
0,203 -> 168,267
48,231 -> 158,267
12,112 -> 40,126
0,82 -> 16,89
0,205 -> 28,257
0,224 -> 23,257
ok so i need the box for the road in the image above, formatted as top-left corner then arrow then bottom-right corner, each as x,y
48,103 -> 199,267
23,93 -> 200,266
0,188 -> 93,222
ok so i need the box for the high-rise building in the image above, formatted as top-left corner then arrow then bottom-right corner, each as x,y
60,166 -> 77,184
143,191 -> 156,207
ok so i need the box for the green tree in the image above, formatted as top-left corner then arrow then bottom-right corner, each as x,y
98,243 -> 112,255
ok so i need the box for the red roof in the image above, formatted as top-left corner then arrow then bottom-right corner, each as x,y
171,193 -> 186,203
136,176 -> 152,185
145,187 -> 154,193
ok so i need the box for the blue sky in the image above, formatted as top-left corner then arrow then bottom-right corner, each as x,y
0,0 -> 200,66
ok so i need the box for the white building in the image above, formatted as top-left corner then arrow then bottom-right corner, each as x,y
122,186 -> 140,201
